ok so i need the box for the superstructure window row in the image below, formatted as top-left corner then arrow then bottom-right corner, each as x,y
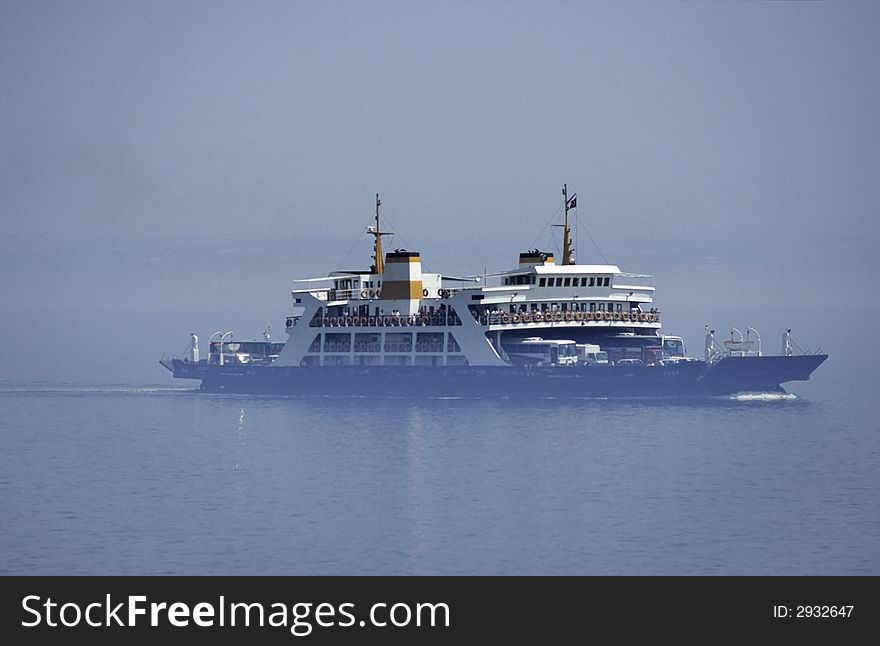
503,275 -> 536,286
305,332 -> 462,354
537,276 -> 610,288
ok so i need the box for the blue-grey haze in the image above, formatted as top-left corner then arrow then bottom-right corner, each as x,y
1,1 -> 877,574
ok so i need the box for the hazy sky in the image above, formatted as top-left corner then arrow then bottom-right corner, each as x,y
1,1 -> 878,383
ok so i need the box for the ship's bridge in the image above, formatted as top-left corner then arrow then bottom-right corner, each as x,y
485,262 -> 654,294
466,259 -> 658,326
290,268 -> 444,302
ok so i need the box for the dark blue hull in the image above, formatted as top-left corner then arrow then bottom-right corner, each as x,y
164,354 -> 828,398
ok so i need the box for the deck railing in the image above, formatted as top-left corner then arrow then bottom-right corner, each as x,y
309,310 -> 462,328
480,310 -> 660,326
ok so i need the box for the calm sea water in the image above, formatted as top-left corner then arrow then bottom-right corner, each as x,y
1,369 -> 877,575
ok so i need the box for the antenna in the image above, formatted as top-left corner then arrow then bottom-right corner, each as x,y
561,184 -> 576,265
368,193 -> 393,275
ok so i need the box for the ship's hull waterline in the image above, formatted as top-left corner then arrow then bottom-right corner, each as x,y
167,354 -> 827,398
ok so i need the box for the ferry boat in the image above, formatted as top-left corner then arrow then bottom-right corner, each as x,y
160,187 -> 827,397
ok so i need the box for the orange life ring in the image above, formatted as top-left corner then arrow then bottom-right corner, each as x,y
329,317 -> 338,326
564,312 -> 573,321
648,313 -> 657,322
360,290 -> 368,299
639,313 -> 647,322
522,312 -> 531,323
501,314 -> 510,324
345,316 -> 353,326
603,311 -> 612,321
512,314 -> 520,323
622,312 -> 630,322
534,313 -> 543,322
555,312 -> 563,322
613,312 -> 621,321
421,316 -> 429,325
368,316 -> 376,326
575,312 -> 583,321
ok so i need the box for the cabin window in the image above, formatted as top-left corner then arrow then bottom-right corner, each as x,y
416,332 -> 444,352
564,277 -> 571,287
599,303 -> 605,311
324,332 -> 351,353
579,277 -> 586,287
589,277 -> 595,287
308,335 -> 321,353
354,333 -> 380,352
603,277 -> 610,286
555,277 -> 563,287
539,278 -> 546,287
590,302 -> 596,312
530,275 -> 536,285
384,332 -> 412,353
447,334 -> 461,353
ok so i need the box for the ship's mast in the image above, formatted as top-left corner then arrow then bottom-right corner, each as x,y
370,193 -> 392,275
562,184 -> 576,265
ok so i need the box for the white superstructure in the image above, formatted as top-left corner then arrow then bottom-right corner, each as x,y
274,188 -> 666,369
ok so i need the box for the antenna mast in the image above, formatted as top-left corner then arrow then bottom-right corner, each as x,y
562,184 -> 576,265
369,193 -> 392,275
